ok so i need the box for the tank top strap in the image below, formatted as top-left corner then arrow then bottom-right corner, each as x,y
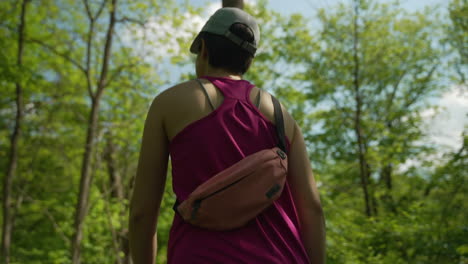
201,76 -> 254,100
195,79 -> 215,110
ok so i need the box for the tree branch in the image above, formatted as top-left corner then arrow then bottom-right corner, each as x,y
82,0 -> 107,21
106,63 -> 137,87
82,0 -> 93,20
95,0 -> 108,21
85,20 -> 96,99
454,62 -> 466,85
386,69 -> 407,114
404,64 -> 438,109
116,16 -> 146,27
95,0 -> 117,98
27,38 -> 86,74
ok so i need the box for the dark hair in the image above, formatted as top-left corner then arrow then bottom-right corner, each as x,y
200,23 -> 255,75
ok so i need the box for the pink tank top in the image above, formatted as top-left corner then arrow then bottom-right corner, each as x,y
167,76 -> 310,263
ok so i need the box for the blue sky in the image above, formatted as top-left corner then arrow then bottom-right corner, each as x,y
186,0 -> 448,16
267,0 -> 448,15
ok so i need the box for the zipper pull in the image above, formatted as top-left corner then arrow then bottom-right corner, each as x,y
276,149 -> 286,159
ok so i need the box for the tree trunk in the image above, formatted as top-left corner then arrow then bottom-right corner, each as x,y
352,0 -> 372,217
103,132 -> 131,264
104,133 -> 124,200
222,0 -> 244,9
380,163 -> 397,213
71,0 -> 118,263
71,98 -> 101,264
1,1 -> 28,263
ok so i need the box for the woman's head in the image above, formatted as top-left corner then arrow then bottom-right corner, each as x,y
190,8 -> 260,76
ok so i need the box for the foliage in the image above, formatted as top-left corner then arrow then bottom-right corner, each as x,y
446,0 -> 468,83
0,0 -> 465,263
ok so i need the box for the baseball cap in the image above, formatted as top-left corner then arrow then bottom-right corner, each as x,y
190,7 -> 260,56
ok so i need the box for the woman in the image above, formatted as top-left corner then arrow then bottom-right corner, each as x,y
129,7 -> 325,264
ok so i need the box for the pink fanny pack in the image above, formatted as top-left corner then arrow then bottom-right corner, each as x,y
173,95 -> 287,231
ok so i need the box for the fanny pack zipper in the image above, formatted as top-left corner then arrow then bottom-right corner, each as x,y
191,174 -> 251,220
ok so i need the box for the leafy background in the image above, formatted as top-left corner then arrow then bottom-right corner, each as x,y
0,0 -> 466,263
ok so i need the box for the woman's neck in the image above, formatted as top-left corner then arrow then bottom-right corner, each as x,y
200,67 -> 242,80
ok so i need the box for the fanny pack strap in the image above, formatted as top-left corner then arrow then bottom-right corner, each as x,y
271,95 -> 287,153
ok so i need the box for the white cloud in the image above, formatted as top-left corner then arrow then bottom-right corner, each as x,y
120,11 -> 204,61
121,1 -> 260,61
398,85 -> 467,173
423,85 -> 468,149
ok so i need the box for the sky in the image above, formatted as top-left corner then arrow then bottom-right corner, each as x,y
267,0 -> 448,16
137,0 -> 466,152
185,0 -> 449,17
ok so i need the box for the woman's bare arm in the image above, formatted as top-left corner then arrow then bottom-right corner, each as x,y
288,120 -> 326,264
129,96 -> 169,264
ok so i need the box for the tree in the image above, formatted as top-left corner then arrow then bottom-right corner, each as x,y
284,0 -> 462,262
1,1 -> 28,263
447,0 -> 467,83
0,0 -> 182,262
0,0 -> 465,263
70,0 -> 119,262
302,0 -> 443,217
351,0 -> 374,217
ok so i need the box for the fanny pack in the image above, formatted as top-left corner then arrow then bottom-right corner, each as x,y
173,95 -> 287,231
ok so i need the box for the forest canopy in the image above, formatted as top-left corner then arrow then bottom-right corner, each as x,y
0,0 -> 466,263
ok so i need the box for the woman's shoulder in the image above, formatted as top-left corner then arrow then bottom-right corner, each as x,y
151,79 -> 200,111
155,80 -> 197,101
255,90 -> 297,144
